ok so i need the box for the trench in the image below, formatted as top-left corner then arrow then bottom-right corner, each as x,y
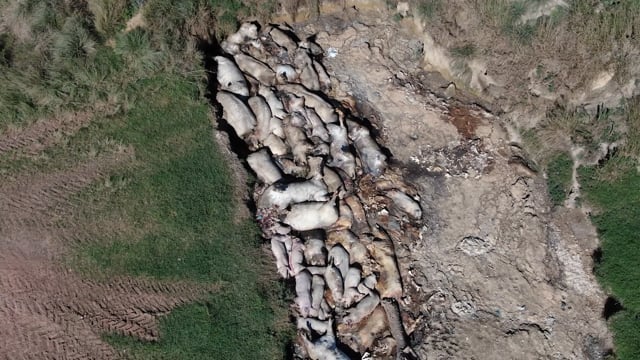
201,22 -> 425,359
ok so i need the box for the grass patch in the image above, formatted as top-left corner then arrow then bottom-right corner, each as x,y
415,0 -> 442,20
451,43 -> 476,58
546,152 -> 572,206
63,75 -> 292,358
579,159 -> 640,359
476,0 -> 537,44
522,106 -> 623,165
104,283 -> 293,360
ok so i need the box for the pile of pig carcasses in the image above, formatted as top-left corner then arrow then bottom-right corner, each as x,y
215,22 -> 423,360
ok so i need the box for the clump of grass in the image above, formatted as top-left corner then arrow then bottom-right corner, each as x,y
546,152 -> 573,206
579,159 -> 640,359
451,43 -> 476,58
620,98 -> 640,161
114,28 -> 164,75
52,16 -> 97,63
522,106 -> 622,165
415,0 -> 442,20
476,0 -> 537,44
87,0 -> 129,38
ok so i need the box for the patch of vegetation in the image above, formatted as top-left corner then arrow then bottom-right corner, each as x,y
62,74 -> 292,359
415,0 -> 442,20
476,0 -> 538,44
569,0 -> 640,52
521,106 -> 622,165
451,43 -> 476,58
104,288 -> 294,360
579,159 -> 640,359
546,152 -> 573,206
87,0 -> 130,38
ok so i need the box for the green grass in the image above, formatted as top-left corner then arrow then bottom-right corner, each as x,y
59,75 -> 292,358
546,152 -> 573,206
451,44 -> 476,58
476,0 -> 537,44
579,159 -> 640,359
104,283 -> 293,360
415,0 -> 442,20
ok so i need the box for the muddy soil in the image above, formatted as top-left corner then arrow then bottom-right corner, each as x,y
287,7 -> 613,359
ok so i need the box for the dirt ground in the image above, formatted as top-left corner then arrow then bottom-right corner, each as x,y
289,5 -> 613,359
0,114 -> 216,359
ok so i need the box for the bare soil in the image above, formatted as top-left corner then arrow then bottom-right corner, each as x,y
292,7 -> 613,358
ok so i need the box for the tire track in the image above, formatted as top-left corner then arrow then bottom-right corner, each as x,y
0,111 -> 92,156
0,257 -> 218,357
0,145 -> 220,358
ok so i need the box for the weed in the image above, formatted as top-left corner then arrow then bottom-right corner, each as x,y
385,0 -> 397,10
52,16 -> 97,63
547,5 -> 567,27
546,152 -> 573,206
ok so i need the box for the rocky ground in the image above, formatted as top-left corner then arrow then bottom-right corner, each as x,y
287,7 -> 613,359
